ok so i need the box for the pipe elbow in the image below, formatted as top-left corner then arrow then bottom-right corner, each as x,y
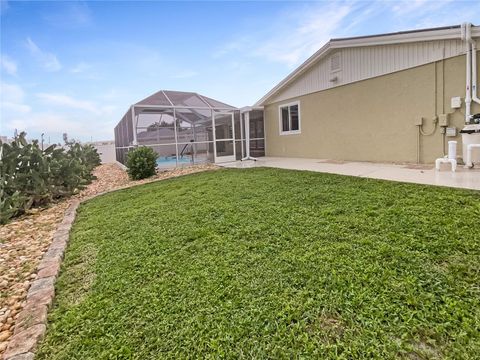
466,22 -> 474,44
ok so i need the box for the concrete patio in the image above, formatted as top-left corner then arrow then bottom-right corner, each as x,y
220,157 -> 480,191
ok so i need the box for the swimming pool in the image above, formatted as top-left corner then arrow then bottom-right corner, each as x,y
156,156 -> 193,167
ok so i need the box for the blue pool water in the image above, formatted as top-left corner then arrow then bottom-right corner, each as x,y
156,156 -> 193,167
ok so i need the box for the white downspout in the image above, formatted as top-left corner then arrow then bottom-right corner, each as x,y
471,39 -> 480,105
463,23 -> 472,124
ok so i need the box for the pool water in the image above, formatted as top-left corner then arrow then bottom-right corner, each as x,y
156,156 -> 193,167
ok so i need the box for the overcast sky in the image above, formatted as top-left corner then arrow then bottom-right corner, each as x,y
1,0 -> 479,143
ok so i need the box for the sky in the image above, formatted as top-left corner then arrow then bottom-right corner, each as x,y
1,0 -> 479,143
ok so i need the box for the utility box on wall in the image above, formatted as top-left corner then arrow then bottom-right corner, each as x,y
446,127 -> 457,137
451,97 -> 462,109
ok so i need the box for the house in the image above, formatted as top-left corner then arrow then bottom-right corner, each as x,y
88,140 -> 116,163
115,24 -> 480,167
255,23 -> 480,164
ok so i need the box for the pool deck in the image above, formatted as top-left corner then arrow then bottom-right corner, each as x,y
219,157 -> 480,191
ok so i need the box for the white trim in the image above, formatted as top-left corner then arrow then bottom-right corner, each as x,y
213,112 -> 236,163
161,90 -> 174,107
134,104 -> 234,111
255,25 -> 480,106
130,106 -> 138,146
278,101 -> 301,135
239,106 -> 263,113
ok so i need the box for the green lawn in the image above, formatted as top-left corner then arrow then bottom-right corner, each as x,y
37,168 -> 480,359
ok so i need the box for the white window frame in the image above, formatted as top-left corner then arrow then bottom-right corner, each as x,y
278,101 -> 301,135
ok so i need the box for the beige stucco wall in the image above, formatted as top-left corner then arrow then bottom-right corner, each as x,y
264,53 -> 480,164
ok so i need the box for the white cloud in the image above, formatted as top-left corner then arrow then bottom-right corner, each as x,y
171,70 -> 198,79
1,55 -> 17,75
261,4 -> 352,66
6,112 -> 115,142
2,102 -> 31,114
0,82 -> 31,114
7,113 -> 101,138
70,62 -> 92,74
215,3 -> 354,67
36,93 -> 98,113
1,82 -> 24,103
36,92 -> 117,117
26,37 -> 62,72
42,2 -> 92,28
390,0 -> 452,16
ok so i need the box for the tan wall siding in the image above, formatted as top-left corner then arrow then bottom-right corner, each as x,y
264,54 -> 480,164
270,39 -> 468,104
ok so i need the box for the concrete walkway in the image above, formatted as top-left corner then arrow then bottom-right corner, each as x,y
220,157 -> 480,191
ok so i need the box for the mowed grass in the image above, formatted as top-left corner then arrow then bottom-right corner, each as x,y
37,168 -> 480,359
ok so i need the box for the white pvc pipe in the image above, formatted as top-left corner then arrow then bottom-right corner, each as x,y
244,111 -> 250,159
472,40 -> 480,105
466,143 -> 480,167
448,140 -> 457,160
465,23 -> 472,123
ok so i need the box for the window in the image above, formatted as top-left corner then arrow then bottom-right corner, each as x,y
279,102 -> 301,135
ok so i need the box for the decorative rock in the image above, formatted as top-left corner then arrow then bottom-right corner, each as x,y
5,353 -> 35,360
0,330 -> 12,342
3,324 -> 45,359
0,310 -> 10,323
49,239 -> 67,250
52,233 -> 69,244
26,277 -> 55,298
37,258 -> 60,271
14,305 -> 48,334
42,247 -> 64,261
25,288 -> 54,308
37,262 -> 61,279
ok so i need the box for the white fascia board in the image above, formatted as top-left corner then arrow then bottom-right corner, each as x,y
240,106 -> 264,113
332,27 -> 464,48
254,43 -> 331,106
134,104 -> 234,110
255,25 -> 479,106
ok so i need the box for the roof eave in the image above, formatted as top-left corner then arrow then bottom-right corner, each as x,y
255,25 -> 480,106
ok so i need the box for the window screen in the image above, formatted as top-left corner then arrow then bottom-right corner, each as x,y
281,107 -> 289,132
279,102 -> 300,134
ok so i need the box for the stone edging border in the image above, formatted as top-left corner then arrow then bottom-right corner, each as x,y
2,199 -> 80,360
2,166 -> 219,359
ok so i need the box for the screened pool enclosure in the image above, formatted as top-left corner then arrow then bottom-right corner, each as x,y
114,90 -> 264,168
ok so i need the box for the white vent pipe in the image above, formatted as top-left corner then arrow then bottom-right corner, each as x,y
448,140 -> 457,160
471,38 -> 480,105
463,23 -> 472,123
463,22 -> 480,124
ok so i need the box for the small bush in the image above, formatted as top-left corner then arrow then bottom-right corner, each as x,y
126,147 -> 157,180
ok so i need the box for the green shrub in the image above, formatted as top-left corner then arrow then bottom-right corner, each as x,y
126,147 -> 157,180
0,132 -> 101,224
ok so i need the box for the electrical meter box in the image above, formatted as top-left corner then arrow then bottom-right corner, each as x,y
451,97 -> 462,109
